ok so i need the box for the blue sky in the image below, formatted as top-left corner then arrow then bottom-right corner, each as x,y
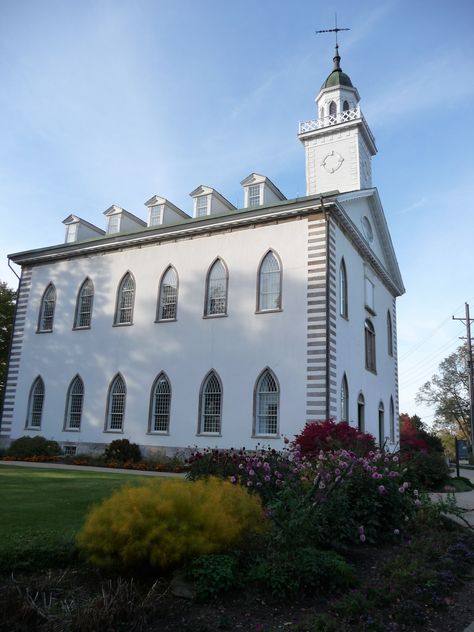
1,0 -> 473,425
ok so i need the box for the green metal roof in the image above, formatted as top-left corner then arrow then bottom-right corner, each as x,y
321,44 -> 353,90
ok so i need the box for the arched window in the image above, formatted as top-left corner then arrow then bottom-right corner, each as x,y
157,266 -> 178,321
339,259 -> 348,318
378,401 -> 385,448
365,319 -> 376,372
106,374 -> 126,431
319,106 -> 324,119
149,373 -> 171,433
387,310 -> 393,356
329,101 -> 337,116
74,278 -> 94,329
357,393 -> 365,432
340,374 -> 349,422
38,283 -> 56,332
114,272 -> 135,325
204,259 -> 228,316
343,100 -> 350,111
65,375 -> 84,430
257,250 -> 281,312
390,397 -> 395,443
199,371 -> 222,434
26,377 -> 44,429
255,369 -> 279,436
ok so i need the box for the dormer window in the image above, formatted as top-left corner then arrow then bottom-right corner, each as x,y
248,184 -> 261,207
196,196 -> 209,217
65,223 -> 78,243
149,206 -> 161,227
107,214 -> 120,234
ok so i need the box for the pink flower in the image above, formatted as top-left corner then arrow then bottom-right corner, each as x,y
360,534 -> 366,543
230,476 -> 237,484
415,499 -> 421,506
398,487 -> 405,493
264,475 -> 271,482
358,526 -> 365,534
378,485 -> 386,494
393,529 -> 400,535
247,481 -> 253,487
248,469 -> 255,476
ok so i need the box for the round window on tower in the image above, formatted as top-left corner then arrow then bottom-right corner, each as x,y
362,216 -> 374,243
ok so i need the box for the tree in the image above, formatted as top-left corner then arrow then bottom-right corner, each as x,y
0,281 -> 16,408
416,345 -> 471,446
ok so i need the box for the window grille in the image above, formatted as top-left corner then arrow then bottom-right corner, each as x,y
65,223 -> 77,243
115,273 -> 135,324
248,184 -> 261,207
339,260 -> 348,318
365,319 -> 376,372
389,397 -> 395,443
357,393 -> 365,432
27,377 -> 44,428
387,311 -> 393,356
378,402 -> 385,447
38,284 -> 56,332
149,206 -> 161,226
205,260 -> 227,316
64,445 -> 77,456
151,373 -> 171,432
158,267 -> 178,320
196,196 -> 208,217
258,251 -> 281,311
200,372 -> 222,433
255,370 -> 279,435
65,376 -> 84,430
74,278 -> 94,328
340,375 -> 349,422
107,215 -> 120,234
107,375 -> 126,431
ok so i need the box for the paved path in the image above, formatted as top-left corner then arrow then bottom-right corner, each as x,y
0,460 -> 185,477
430,467 -> 474,529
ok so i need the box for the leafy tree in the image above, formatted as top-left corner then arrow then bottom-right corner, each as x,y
416,345 -> 471,447
0,281 -> 16,408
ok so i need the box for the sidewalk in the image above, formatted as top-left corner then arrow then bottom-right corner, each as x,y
0,459 -> 185,477
431,467 -> 474,529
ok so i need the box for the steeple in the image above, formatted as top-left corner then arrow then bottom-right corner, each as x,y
298,45 -> 377,195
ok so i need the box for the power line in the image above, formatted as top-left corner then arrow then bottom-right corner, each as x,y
399,334 -> 461,384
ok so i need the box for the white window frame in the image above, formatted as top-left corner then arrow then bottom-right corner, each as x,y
339,259 -> 348,318
37,283 -> 56,333
114,272 -> 135,325
157,266 -> 178,321
257,250 -> 282,312
254,368 -> 279,437
340,374 -> 349,422
389,397 -> 395,443
107,214 -> 121,234
204,258 -> 228,317
196,196 -> 209,217
26,376 -> 45,429
64,375 -> 84,431
365,318 -> 376,373
74,278 -> 94,329
65,223 -> 78,243
198,371 -> 222,435
149,372 -> 171,433
378,401 -> 385,448
364,277 -> 375,312
148,205 -> 162,227
105,374 -> 126,432
357,392 -> 365,432
248,184 -> 261,207
387,310 -> 393,356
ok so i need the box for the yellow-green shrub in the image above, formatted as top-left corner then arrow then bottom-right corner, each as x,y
77,477 -> 266,570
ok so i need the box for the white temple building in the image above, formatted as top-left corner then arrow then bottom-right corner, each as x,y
1,46 -> 404,456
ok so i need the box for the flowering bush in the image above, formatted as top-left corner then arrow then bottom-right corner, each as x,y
400,415 -> 449,490
293,420 -> 376,458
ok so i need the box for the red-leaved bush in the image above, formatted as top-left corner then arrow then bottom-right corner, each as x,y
293,419 -> 376,458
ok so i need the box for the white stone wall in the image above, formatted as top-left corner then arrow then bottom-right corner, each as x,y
8,219 -> 309,452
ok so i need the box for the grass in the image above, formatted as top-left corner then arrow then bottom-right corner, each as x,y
0,465 -> 157,571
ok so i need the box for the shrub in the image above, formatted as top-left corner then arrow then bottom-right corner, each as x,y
402,450 -> 450,490
189,554 -> 239,601
103,438 -> 141,463
77,477 -> 266,571
293,420 -> 376,458
7,436 -> 61,458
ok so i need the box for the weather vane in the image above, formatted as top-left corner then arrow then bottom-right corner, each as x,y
316,13 -> 350,46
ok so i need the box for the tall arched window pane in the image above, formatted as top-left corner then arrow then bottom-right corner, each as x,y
205,260 -> 227,316
158,267 -> 178,321
106,375 -> 126,431
65,376 -> 84,430
258,251 -> 281,311
255,369 -> 279,435
365,319 -> 376,372
38,284 -> 56,332
343,100 -> 350,111
27,377 -> 44,428
199,371 -> 222,433
339,260 -> 348,318
387,311 -> 393,356
150,373 -> 171,433
378,402 -> 385,448
340,374 -> 348,422
390,397 -> 395,443
357,393 -> 365,432
115,273 -> 135,325
74,278 -> 94,328
329,101 -> 337,116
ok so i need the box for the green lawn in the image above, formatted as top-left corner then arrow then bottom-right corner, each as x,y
0,465 -> 155,571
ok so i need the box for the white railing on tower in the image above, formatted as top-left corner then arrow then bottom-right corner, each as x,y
298,107 -> 375,145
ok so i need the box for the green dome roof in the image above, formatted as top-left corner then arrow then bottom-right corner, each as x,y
321,45 -> 353,90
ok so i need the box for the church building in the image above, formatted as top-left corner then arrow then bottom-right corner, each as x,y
1,46 -> 404,456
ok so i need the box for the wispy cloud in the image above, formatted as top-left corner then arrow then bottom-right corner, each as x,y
395,197 -> 427,215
